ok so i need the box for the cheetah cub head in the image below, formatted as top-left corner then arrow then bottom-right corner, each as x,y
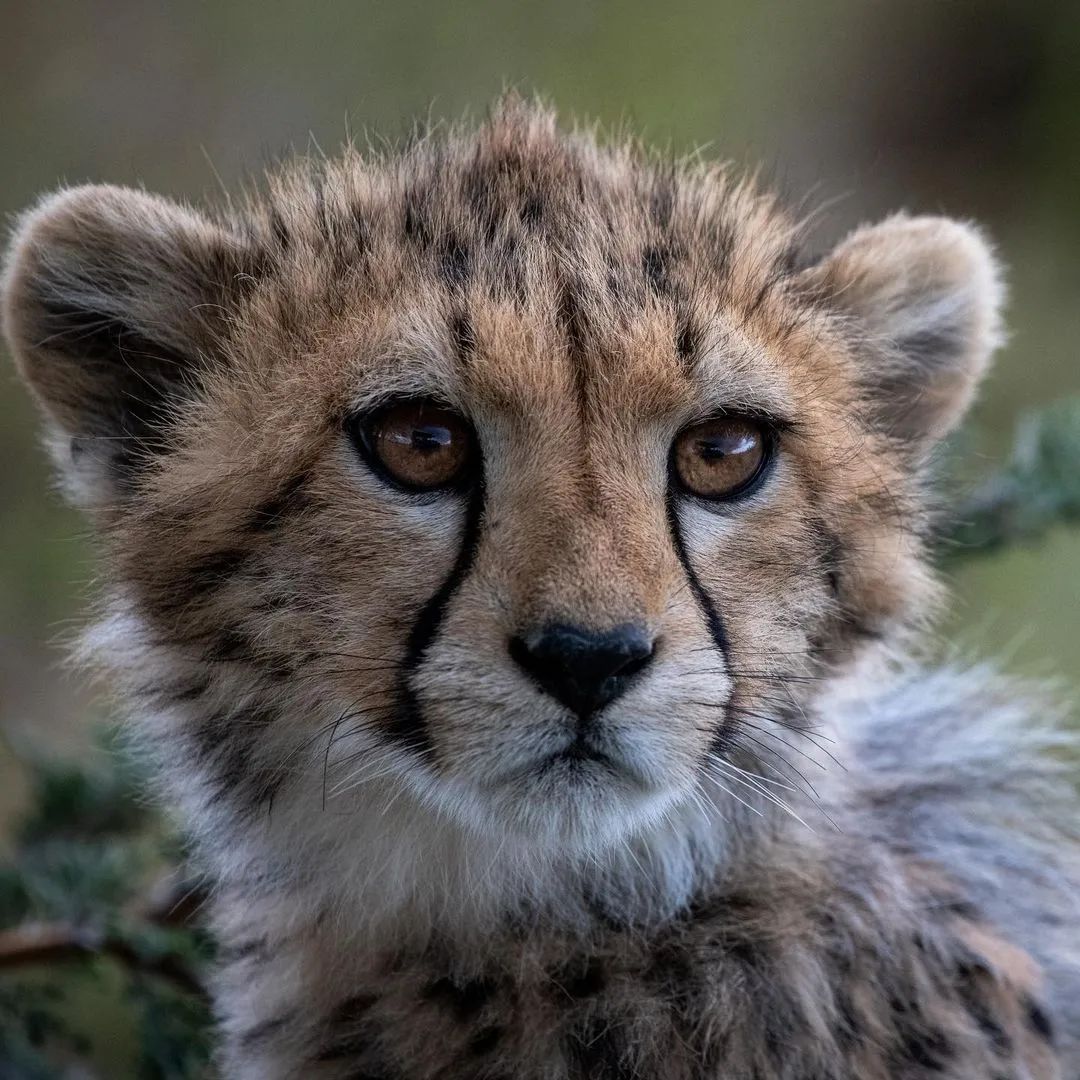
3,103 -> 1002,884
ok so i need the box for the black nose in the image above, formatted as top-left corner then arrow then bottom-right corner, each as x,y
508,623 -> 656,719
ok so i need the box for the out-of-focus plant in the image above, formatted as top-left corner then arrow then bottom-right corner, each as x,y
941,398 -> 1080,560
1,398 -> 1078,1078
0,735 -> 213,1078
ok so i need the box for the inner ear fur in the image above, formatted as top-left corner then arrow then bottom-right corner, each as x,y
2,184 -> 251,505
803,214 -> 1005,449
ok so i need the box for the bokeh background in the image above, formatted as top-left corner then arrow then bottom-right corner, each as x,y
0,1 -> 1078,1068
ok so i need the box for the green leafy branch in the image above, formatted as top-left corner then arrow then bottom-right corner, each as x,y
942,398 -> 1080,559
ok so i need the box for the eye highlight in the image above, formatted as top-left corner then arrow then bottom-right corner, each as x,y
349,399 -> 476,493
671,416 -> 772,501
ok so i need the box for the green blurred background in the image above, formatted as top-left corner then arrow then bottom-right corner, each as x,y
0,1 -> 1078,1072
2,0 -> 1079,842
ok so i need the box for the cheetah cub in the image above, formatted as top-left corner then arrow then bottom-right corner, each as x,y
5,100 -> 1080,1079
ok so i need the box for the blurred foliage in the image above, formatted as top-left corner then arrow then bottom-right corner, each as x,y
944,398 -> 1080,559
0,734 -> 213,1079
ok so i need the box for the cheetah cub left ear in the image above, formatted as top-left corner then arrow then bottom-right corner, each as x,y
2,184 -> 249,509
804,213 -> 1005,450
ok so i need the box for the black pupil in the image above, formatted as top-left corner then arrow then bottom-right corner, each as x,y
699,431 -> 755,460
411,422 -> 452,454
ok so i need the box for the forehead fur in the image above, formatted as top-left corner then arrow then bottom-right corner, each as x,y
229,98 -> 822,388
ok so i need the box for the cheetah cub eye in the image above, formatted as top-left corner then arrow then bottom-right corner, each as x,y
671,416 -> 772,501
348,398 -> 478,493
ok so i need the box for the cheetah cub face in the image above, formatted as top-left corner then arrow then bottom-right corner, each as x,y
3,105 -> 1001,869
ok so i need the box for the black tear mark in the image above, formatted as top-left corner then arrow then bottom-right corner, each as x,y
663,489 -> 731,660
390,478 -> 486,759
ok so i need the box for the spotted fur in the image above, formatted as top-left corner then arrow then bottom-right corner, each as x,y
4,98 -> 1078,1078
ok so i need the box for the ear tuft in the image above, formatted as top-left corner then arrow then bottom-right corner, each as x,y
2,184 -> 247,506
805,214 -> 1005,448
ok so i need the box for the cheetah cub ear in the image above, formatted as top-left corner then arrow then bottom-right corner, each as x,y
805,214 -> 1005,449
2,185 -> 247,508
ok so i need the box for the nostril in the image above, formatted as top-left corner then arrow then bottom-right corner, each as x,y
508,622 -> 656,719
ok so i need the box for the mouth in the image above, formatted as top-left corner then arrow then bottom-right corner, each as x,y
538,735 -> 615,775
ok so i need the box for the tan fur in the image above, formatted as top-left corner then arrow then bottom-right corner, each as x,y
4,98 -> 1076,1078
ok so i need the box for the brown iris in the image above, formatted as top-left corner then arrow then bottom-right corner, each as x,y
356,400 -> 475,492
672,416 -> 770,500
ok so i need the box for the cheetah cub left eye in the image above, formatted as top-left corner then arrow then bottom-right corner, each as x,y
671,415 -> 772,501
347,398 -> 478,493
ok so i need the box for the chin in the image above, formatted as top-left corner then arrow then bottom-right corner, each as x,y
449,751 -> 688,858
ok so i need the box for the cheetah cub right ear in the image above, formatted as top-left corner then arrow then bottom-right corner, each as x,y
2,184 -> 247,510
804,214 -> 1005,451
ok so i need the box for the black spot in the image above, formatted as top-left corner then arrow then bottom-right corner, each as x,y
705,218 -> 736,276
898,1027 -> 952,1070
247,472 -> 310,532
403,190 -> 432,247
834,992 -> 858,1050
422,975 -> 497,1020
269,208 -> 291,251
642,245 -> 673,295
438,234 -> 471,287
204,627 -> 254,663
649,174 -> 676,229
817,527 -> 845,600
520,191 -> 544,228
450,309 -> 476,360
316,1035 -> 369,1062
1026,999 -> 1054,1043
556,957 -> 608,999
644,945 -> 697,1011
163,676 -> 211,703
468,1026 -> 504,1056
565,1015 -> 632,1079
939,897 -> 980,920
178,548 -> 250,597
329,994 -> 379,1026
675,314 -> 700,364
